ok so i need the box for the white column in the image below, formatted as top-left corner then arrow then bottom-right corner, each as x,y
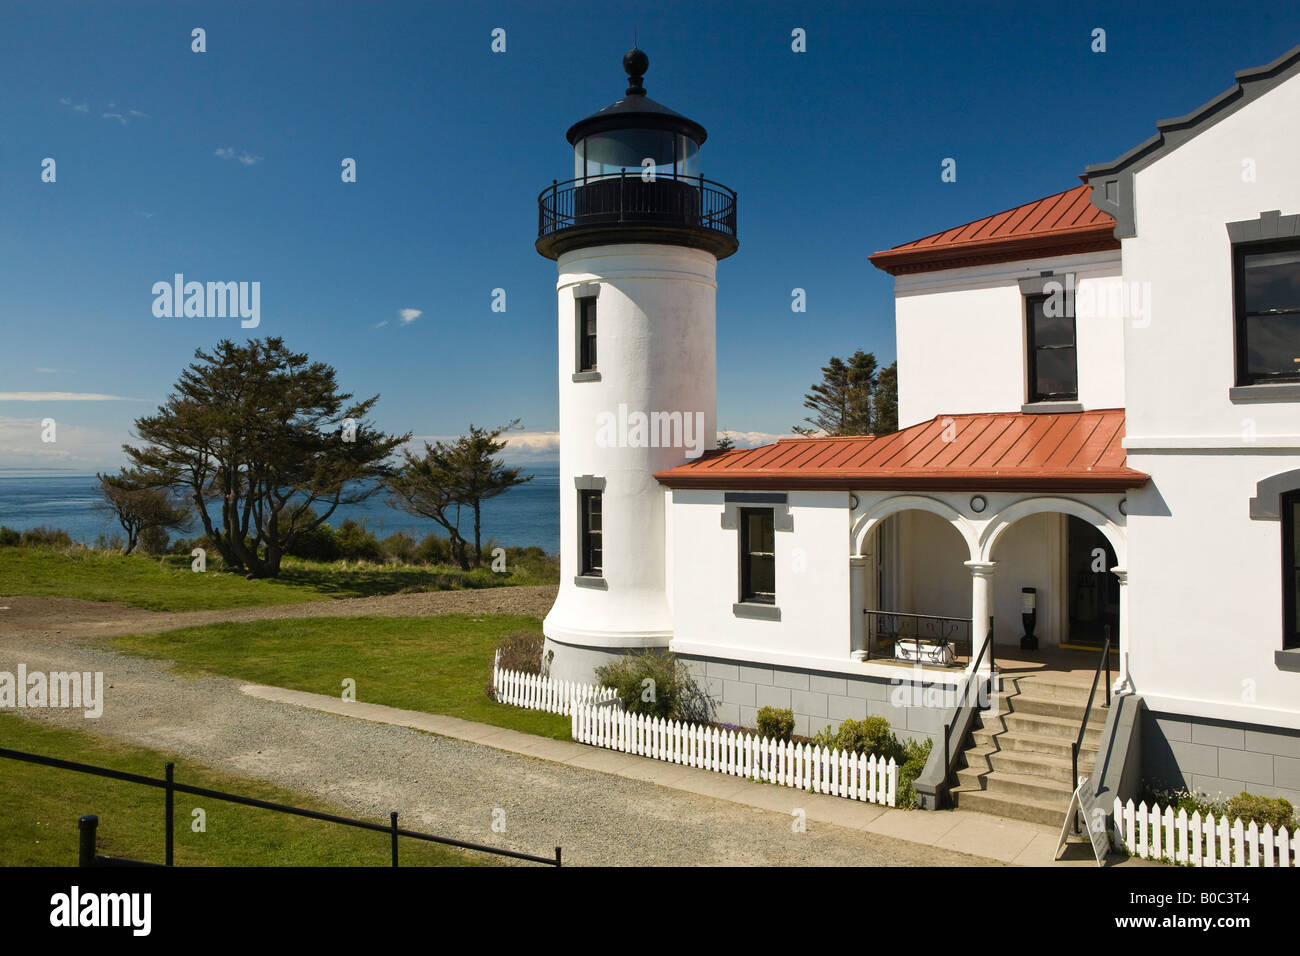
965,560 -> 998,674
1111,566 -> 1129,692
850,554 -> 868,661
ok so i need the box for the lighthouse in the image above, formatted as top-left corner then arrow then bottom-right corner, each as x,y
536,48 -> 738,684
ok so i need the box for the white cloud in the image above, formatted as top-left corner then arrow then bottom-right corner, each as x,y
403,430 -> 559,465
214,147 -> 234,159
398,308 -> 422,325
34,368 -> 60,374
719,429 -> 785,449
102,112 -> 127,125
0,392 -> 146,402
0,416 -> 128,475
238,151 -> 262,166
58,97 -> 89,113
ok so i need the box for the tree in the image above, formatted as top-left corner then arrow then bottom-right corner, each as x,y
386,422 -> 532,570
123,338 -> 408,578
715,431 -> 735,452
96,469 -> 191,555
872,361 -> 898,435
793,350 -> 878,436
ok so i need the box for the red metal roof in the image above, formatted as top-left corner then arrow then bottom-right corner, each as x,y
869,183 -> 1120,276
656,409 -> 1148,492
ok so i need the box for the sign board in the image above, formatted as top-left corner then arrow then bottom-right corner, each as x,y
1054,778 -> 1109,867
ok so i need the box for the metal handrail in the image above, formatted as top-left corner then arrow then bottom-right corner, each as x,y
537,170 -> 738,239
939,618 -> 996,806
1070,629 -> 1113,833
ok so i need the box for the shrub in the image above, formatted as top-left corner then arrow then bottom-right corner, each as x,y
896,737 -> 933,809
21,526 -> 73,549
95,531 -> 127,551
1223,791 -> 1296,831
0,526 -> 20,547
380,531 -> 419,564
493,630 -> 546,676
595,651 -> 715,723
334,519 -> 381,562
138,525 -> 170,556
757,706 -> 795,742
418,533 -> 453,565
811,716 -> 899,759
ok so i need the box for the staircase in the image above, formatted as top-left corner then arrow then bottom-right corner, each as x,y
949,672 -> 1108,827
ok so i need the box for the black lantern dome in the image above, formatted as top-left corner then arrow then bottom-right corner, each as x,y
536,48 -> 738,261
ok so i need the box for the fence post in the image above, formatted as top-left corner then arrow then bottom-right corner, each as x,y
390,811 -> 399,867
165,761 -> 175,867
78,814 -> 98,867
555,846 -> 562,868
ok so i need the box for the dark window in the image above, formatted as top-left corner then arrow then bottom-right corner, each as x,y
740,508 -> 775,604
1285,490 -> 1300,650
580,490 -> 602,576
1234,240 -> 1300,386
578,298 -> 597,372
1026,293 -> 1078,403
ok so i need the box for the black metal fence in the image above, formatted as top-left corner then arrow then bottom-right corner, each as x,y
1,746 -> 561,867
538,172 -> 737,240
861,609 -> 973,664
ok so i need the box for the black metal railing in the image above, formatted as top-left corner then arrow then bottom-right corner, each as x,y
2,746 -> 561,867
861,609 -> 972,664
538,171 -> 737,241
939,617 -> 997,807
1071,627 -> 1113,833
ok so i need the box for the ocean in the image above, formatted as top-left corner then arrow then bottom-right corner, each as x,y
0,466 -> 561,554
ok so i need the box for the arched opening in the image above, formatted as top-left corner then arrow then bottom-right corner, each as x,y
1064,515 -> 1120,648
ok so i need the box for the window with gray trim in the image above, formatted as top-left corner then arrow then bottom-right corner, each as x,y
739,507 -> 775,604
1285,489 -> 1299,650
1025,293 -> 1078,403
577,297 -> 597,372
580,490 -> 602,576
1234,238 -> 1300,386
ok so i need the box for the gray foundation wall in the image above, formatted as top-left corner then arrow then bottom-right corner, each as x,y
679,654 -> 948,743
1141,709 -> 1300,805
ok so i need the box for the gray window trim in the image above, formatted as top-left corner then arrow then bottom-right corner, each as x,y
1017,272 -> 1075,305
732,602 -> 781,621
575,476 -> 605,582
574,575 -> 608,590
1021,401 -> 1083,414
1276,648 -> 1300,672
721,499 -> 792,531
574,475 -> 606,491
1229,383 -> 1300,404
724,492 -> 788,504
574,285 -> 599,375
572,371 -> 602,383
1226,209 -> 1300,245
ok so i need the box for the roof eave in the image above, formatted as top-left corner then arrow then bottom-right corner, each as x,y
654,472 -> 1150,493
868,227 -> 1121,276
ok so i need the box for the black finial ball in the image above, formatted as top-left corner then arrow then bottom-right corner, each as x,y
623,48 -> 648,79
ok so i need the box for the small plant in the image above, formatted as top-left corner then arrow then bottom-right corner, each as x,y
1224,791 -> 1296,831
594,651 -> 715,723
895,737 -> 933,810
757,706 -> 795,742
810,716 -> 899,759
493,630 -> 546,676
0,526 -> 20,547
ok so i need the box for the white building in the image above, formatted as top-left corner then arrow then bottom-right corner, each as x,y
535,45 -> 1300,820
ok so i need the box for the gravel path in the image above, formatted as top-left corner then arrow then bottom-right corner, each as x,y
0,594 -> 998,866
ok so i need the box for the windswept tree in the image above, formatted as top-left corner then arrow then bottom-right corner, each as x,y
386,421 -> 532,570
124,337 -> 409,578
95,468 -> 192,555
793,350 -> 897,437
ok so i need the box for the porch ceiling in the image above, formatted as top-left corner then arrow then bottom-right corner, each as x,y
655,408 -> 1150,492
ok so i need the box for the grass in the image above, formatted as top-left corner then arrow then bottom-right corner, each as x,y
0,712 -> 491,866
0,545 -> 557,612
111,614 -> 573,739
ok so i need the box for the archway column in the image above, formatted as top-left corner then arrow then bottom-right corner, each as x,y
965,560 -> 998,675
849,554 -> 869,660
1111,566 -> 1130,692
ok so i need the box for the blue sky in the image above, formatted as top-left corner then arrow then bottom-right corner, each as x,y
2,0 -> 1298,474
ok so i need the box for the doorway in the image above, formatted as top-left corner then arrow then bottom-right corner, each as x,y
1065,516 -> 1120,648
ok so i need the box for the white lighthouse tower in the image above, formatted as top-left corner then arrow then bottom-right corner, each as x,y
535,48 -> 739,684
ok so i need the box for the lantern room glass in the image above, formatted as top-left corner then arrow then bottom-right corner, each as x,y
574,130 -> 701,182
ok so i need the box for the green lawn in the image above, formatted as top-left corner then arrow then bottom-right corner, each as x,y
0,712 -> 490,866
0,546 -> 556,612
111,614 -> 573,739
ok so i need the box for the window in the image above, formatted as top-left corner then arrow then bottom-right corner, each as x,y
739,508 -> 775,604
578,297 -> 597,372
580,490 -> 602,576
1234,240 -> 1300,386
1026,293 -> 1078,403
1285,490 -> 1300,650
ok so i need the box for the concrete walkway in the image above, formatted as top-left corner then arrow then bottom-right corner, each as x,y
241,684 -> 1116,866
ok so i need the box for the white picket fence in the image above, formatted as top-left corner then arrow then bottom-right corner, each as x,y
491,655 -> 618,715
571,702 -> 897,806
1113,798 -> 1299,867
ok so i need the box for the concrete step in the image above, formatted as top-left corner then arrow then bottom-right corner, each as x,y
961,744 -> 1079,785
1005,691 -> 1108,723
972,727 -> 1099,762
948,785 -> 1073,828
994,711 -> 1104,746
955,765 -> 1074,803
1011,674 -> 1116,703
